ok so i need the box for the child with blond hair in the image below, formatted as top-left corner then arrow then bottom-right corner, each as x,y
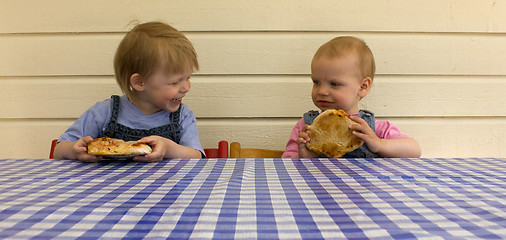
54,22 -> 204,162
283,36 -> 421,158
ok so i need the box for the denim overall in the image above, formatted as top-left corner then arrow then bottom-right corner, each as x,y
102,95 -> 181,143
303,110 -> 382,158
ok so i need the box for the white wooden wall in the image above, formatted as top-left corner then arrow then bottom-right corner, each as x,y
1,0 -> 505,158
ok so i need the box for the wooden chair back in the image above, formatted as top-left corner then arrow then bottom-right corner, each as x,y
230,142 -> 284,158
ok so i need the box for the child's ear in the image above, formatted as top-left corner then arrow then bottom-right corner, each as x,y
130,73 -> 144,91
358,77 -> 372,98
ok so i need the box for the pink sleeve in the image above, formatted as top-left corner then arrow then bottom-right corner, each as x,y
375,120 -> 410,139
282,118 -> 306,158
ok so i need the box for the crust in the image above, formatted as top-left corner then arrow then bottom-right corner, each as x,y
305,109 -> 364,158
87,137 -> 152,156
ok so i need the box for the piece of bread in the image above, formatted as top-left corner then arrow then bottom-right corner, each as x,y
305,109 -> 363,158
87,137 -> 152,156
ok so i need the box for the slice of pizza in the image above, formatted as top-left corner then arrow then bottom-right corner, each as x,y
305,109 -> 364,158
87,137 -> 152,156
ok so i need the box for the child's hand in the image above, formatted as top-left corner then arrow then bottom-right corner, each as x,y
348,115 -> 422,158
296,125 -> 319,158
348,116 -> 382,154
134,136 -> 202,161
133,136 -> 171,162
74,136 -> 102,162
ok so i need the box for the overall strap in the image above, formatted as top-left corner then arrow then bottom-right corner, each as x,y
109,95 -> 120,123
303,110 -> 320,125
357,110 -> 375,132
170,104 -> 181,125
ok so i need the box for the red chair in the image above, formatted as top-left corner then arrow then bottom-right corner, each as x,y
49,139 -> 58,159
203,140 -> 229,158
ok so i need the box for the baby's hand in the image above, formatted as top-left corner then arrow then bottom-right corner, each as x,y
296,125 -> 318,158
133,136 -> 172,162
348,116 -> 382,154
74,136 -> 101,162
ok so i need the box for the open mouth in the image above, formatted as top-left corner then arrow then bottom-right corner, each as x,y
171,97 -> 183,101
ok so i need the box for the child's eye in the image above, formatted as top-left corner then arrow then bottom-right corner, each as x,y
330,82 -> 341,87
312,80 -> 320,85
178,76 -> 190,83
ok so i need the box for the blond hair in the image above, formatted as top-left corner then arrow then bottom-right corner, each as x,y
313,36 -> 375,80
114,22 -> 199,97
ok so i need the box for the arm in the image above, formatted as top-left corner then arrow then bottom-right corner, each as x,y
371,137 -> 422,158
349,116 -> 422,158
282,119 -> 303,158
55,99 -> 110,161
133,105 -> 203,162
53,137 -> 102,162
283,118 -> 320,158
134,136 -> 201,162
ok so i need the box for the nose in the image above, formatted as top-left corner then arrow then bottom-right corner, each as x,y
316,85 -> 329,96
180,78 -> 191,93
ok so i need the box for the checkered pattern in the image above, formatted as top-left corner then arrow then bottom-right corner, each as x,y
0,158 -> 504,239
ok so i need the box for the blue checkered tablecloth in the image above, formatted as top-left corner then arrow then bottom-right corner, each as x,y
0,158 -> 504,239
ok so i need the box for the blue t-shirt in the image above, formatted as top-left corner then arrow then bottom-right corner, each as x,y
59,95 -> 203,153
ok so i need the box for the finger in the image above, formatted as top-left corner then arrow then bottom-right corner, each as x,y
352,130 -> 372,142
75,146 -> 87,152
297,137 -> 307,144
349,123 -> 365,132
132,154 -> 148,161
352,130 -> 364,137
79,155 -> 100,163
133,155 -> 160,162
135,152 -> 161,160
298,132 -> 309,139
136,137 -> 152,144
83,136 -> 94,144
73,143 -> 90,156
349,115 -> 367,125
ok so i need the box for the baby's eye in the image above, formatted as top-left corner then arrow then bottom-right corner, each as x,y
312,80 -> 320,85
330,82 -> 341,87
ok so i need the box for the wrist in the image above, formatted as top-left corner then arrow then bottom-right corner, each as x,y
368,138 -> 383,154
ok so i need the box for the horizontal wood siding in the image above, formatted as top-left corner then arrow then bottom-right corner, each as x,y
1,0 -> 505,158
2,76 -> 505,118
